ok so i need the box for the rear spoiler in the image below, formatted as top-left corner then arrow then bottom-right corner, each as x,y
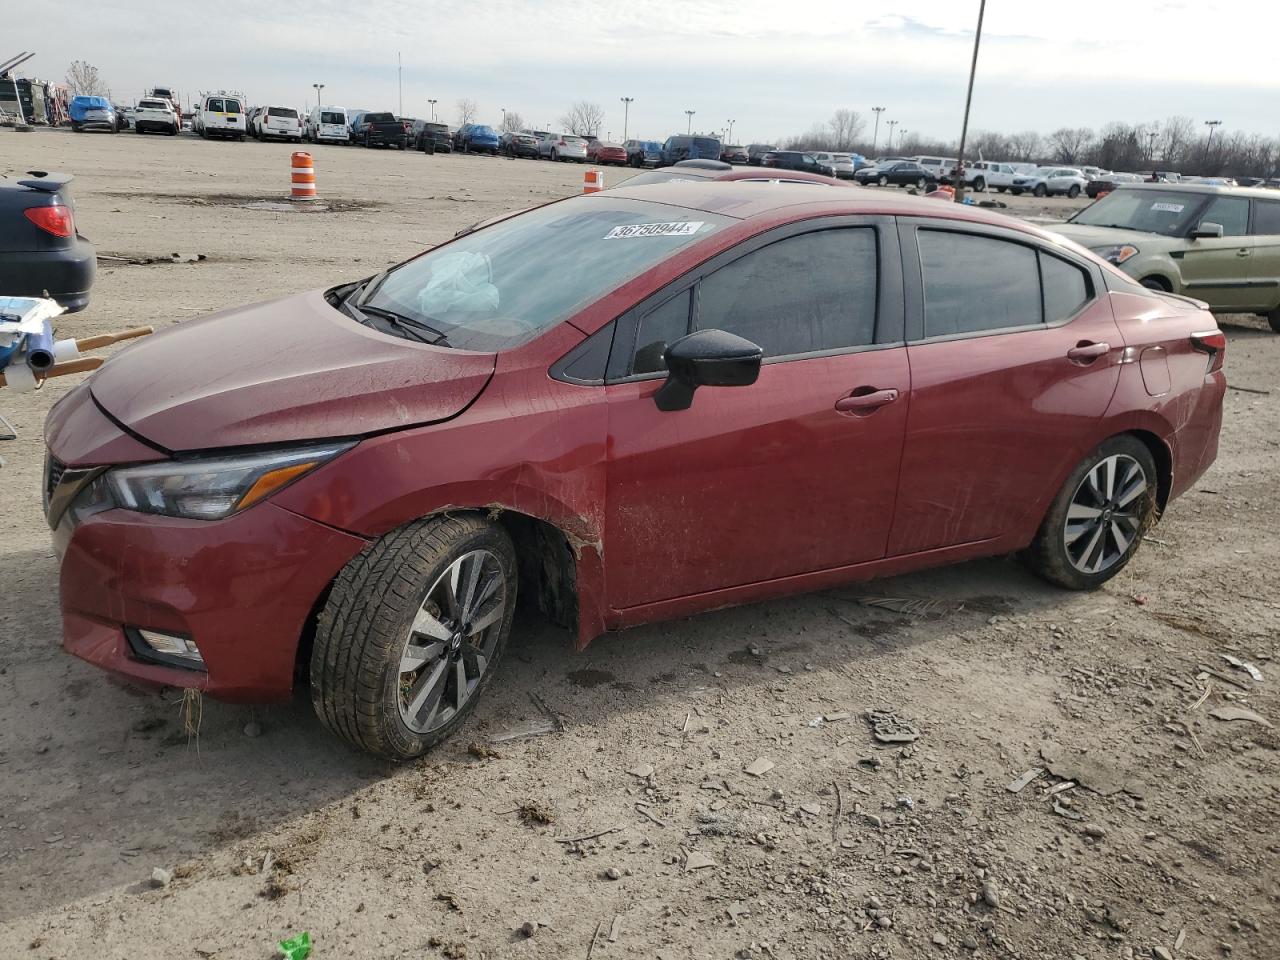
1156,290 -> 1210,311
16,171 -> 73,193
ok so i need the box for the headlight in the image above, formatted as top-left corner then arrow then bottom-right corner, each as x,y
72,442 -> 352,522
1091,244 -> 1140,265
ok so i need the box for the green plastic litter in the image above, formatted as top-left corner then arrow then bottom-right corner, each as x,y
278,931 -> 312,960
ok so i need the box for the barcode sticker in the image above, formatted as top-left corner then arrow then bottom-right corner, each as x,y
605,221 -> 705,239
1151,202 -> 1185,213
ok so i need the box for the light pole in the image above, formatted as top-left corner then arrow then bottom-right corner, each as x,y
685,109 -> 695,134
312,83 -> 324,109
727,119 -> 735,143
1146,127 -> 1159,164
886,119 -> 898,149
871,106 -> 885,154
501,107 -> 507,131
952,0 -> 987,204
397,52 -> 402,117
621,97 -> 634,141
1204,119 -> 1222,150
427,99 -> 437,121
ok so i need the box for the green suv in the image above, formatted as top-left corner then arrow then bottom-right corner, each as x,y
1054,183 -> 1280,331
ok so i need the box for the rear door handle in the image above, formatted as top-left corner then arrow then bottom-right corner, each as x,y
1066,341 -> 1110,364
835,388 -> 899,414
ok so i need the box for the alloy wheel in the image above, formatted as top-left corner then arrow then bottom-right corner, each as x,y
397,549 -> 506,733
1063,454 -> 1148,574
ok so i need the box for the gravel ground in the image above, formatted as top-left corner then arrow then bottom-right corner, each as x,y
0,128 -> 1276,960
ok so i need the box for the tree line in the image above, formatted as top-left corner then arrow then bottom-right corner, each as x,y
782,110 -> 1279,178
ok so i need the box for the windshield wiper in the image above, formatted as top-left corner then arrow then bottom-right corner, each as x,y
358,304 -> 451,346
356,267 -> 393,306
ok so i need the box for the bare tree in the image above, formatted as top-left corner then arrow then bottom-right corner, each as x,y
558,101 -> 605,137
1006,131 -> 1044,163
499,110 -> 524,134
456,98 -> 478,127
1159,115 -> 1195,169
1049,127 -> 1094,164
65,60 -> 107,97
827,109 -> 864,151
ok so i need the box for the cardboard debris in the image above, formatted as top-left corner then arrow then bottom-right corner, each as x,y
1039,743 -> 1148,798
1006,768 -> 1043,793
743,758 -> 775,777
1209,706 -> 1272,728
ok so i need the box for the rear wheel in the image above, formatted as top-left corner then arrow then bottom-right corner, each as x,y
1140,276 -> 1171,292
1033,184 -> 1047,197
312,514 -> 517,760
1266,309 -> 1280,334
995,186 -> 1007,193
1067,184 -> 1081,199
1024,436 -> 1157,590
916,177 -> 927,190
1010,188 -> 1022,196
973,177 -> 986,192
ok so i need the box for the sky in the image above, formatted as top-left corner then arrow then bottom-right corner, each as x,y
23,0 -> 1280,146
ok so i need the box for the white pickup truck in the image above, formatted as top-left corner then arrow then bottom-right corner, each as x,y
133,97 -> 179,136
963,161 -> 1022,193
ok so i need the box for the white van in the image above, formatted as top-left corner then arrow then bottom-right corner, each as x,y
195,93 -> 246,140
913,155 -> 959,181
254,105 -> 302,141
306,106 -> 350,144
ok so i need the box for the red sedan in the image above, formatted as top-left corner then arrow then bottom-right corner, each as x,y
587,140 -> 627,165
45,183 -> 1225,760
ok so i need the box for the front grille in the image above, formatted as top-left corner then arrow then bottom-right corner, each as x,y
44,453 -> 65,513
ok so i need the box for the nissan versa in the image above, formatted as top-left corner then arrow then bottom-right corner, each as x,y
45,183 -> 1226,760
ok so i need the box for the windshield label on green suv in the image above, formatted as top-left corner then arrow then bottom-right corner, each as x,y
1151,202 -> 1185,213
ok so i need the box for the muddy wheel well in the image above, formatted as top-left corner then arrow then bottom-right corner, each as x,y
1126,429 -> 1172,513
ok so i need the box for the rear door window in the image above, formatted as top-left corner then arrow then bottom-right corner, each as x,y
224,100 -> 242,113
1251,200 -> 1280,236
268,107 -> 297,119
918,231 -> 1042,336
1041,254 -> 1092,323
206,98 -> 224,112
321,111 -> 344,125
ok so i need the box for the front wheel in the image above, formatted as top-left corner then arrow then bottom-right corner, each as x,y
916,177 -> 927,190
1023,436 -> 1157,591
312,514 -> 517,760
973,177 -> 986,192
1033,184 -> 1047,197
1067,185 -> 1081,199
1010,188 -> 1022,195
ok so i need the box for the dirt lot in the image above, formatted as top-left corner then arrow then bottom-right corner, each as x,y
0,129 -> 1276,960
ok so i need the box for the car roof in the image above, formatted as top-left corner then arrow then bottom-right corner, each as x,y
600,181 -> 1054,234
1113,182 -> 1280,201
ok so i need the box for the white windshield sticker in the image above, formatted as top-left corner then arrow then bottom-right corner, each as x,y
1151,202 -> 1185,213
605,221 -> 705,239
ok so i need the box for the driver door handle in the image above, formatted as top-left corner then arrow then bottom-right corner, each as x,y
1067,341 -> 1110,364
835,388 -> 899,414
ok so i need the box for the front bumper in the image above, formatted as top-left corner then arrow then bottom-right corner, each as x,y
0,238 -> 96,312
75,120 -> 115,131
55,502 -> 369,702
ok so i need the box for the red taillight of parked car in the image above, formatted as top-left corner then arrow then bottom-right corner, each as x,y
24,205 -> 74,238
1190,330 -> 1227,374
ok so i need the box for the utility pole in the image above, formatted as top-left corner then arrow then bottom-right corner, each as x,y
427,99 -> 437,121
621,97 -> 633,141
1146,128 -> 1158,163
1204,119 -> 1222,150
727,118 -> 735,143
952,0 -> 987,204
685,109 -> 695,134
397,52 -> 402,118
312,83 -> 324,109
887,120 -> 898,149
871,106 -> 885,154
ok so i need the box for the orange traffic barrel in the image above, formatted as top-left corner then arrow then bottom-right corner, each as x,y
583,168 -> 604,194
291,151 -> 317,201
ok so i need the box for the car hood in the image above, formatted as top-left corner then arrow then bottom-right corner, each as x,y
89,289 -> 496,452
1051,223 -> 1174,250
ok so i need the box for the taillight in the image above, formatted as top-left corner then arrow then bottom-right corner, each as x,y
1190,330 -> 1226,374
558,139 -> 566,146
24,205 -> 74,238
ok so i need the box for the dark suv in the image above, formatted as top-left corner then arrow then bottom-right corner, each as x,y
761,151 -> 835,178
356,112 -> 407,149
661,135 -> 722,165
501,132 -> 540,158
411,120 -> 452,153
746,144 -> 777,165
625,140 -> 663,168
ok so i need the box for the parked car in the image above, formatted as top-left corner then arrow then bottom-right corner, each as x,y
914,156 -> 959,182
253,105 -> 303,142
812,152 -> 856,179
538,133 -> 589,162
662,135 -> 722,165
587,140 -> 627,165
963,161 -> 1021,192
853,160 -> 937,189
133,97 -> 179,135
1054,182 -> 1280,331
618,163 -> 851,188
625,140 -> 663,167
452,123 -> 499,155
1080,166 -> 1109,181
306,106 -> 350,145
1010,167 -> 1088,198
720,145 -> 749,164
194,94 -> 246,140
346,110 -> 367,140
746,144 -> 776,166
113,104 -> 130,131
0,171 -> 95,312
44,181 -> 1225,760
1086,172 -> 1142,198
762,151 -> 836,178
497,131 -> 538,158
68,96 -> 116,133
354,111 -> 407,149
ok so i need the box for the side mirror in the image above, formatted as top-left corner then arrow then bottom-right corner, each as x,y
654,329 -> 763,412
1191,221 -> 1224,240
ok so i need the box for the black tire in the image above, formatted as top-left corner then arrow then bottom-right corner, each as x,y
1033,184 -> 1047,197
1010,188 -> 1021,196
1067,185 -> 1081,199
1140,276 -> 1171,292
1268,310 -> 1280,334
70,120 -> 81,132
1024,435 -> 1157,591
995,186 -> 1007,193
552,149 -> 559,162
917,177 -> 928,190
312,514 -> 517,760
973,177 -> 986,192
169,125 -> 177,136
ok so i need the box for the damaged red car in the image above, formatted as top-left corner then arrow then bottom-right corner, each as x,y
45,183 -> 1226,760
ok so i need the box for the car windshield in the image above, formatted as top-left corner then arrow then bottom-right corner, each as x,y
361,197 -> 730,351
1069,190 -> 1207,236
